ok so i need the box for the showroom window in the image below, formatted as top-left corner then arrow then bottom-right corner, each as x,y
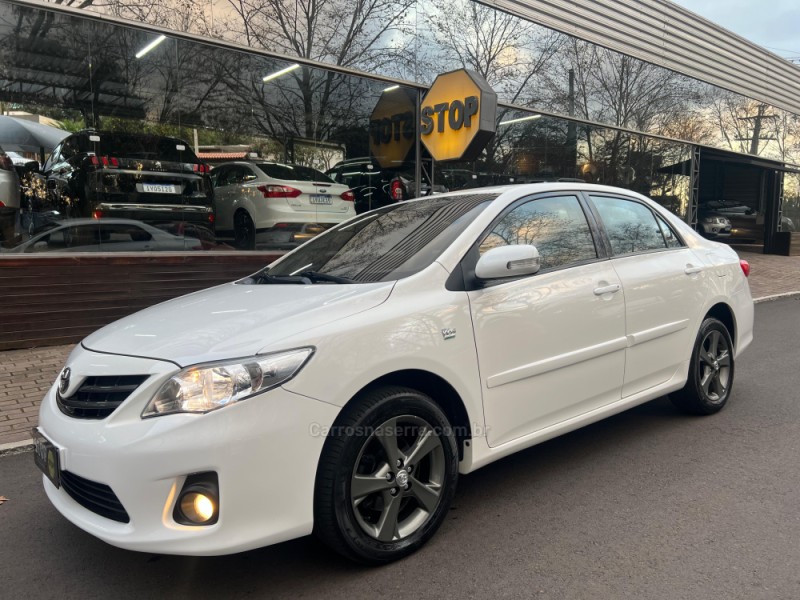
480,195 -> 597,270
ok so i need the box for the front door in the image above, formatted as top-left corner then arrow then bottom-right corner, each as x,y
467,194 -> 627,447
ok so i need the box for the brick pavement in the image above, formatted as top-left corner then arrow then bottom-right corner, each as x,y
1,250 -> 799,450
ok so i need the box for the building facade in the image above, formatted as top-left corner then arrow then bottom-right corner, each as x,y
0,0 -> 798,347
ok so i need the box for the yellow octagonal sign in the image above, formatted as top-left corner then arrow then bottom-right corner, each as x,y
420,69 -> 497,162
369,87 -> 416,169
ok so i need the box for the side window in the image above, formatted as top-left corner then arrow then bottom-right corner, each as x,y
240,166 -> 258,183
341,169 -> 363,189
211,167 -> 228,188
656,214 -> 683,248
98,224 -> 153,245
480,195 -> 597,271
591,196 -> 667,255
60,138 -> 80,162
44,143 -> 62,172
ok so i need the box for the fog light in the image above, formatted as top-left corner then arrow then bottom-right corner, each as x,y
180,492 -> 215,523
173,472 -> 219,526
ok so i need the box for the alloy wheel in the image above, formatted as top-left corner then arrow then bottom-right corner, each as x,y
350,415 -> 446,542
698,329 -> 731,403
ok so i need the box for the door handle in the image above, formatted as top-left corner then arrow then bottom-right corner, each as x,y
593,284 -> 621,296
684,265 -> 703,275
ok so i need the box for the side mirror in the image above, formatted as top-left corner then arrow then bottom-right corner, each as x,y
475,244 -> 541,280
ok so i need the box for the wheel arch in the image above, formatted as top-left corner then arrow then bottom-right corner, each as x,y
705,302 -> 736,348
338,369 -> 473,460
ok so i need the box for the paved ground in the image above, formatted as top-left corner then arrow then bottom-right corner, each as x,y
1,298 -> 798,599
0,249 -> 798,449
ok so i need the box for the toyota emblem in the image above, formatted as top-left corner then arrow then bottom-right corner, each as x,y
59,367 -> 71,396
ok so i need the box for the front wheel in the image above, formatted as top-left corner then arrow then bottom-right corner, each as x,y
314,387 -> 459,564
671,317 -> 735,415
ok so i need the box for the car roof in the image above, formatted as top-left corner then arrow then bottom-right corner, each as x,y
423,181 -> 651,200
39,218 -> 153,227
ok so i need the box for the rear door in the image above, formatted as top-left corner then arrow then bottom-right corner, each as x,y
587,194 -> 708,397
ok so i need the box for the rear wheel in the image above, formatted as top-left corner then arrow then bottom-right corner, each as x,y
233,210 -> 255,250
671,318 -> 734,415
314,386 -> 459,564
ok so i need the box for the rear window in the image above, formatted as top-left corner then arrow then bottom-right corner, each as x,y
257,163 -> 334,183
82,135 -> 200,163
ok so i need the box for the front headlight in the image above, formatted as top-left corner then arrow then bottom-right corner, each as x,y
142,348 -> 314,418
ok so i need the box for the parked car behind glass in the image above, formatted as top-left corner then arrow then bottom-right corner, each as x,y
211,161 -> 355,249
326,157 -> 446,214
0,145 -> 21,245
3,218 -> 203,253
36,131 -> 214,232
36,183 -> 753,565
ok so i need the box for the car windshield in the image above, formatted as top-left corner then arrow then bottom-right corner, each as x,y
264,193 -> 496,283
257,163 -> 334,183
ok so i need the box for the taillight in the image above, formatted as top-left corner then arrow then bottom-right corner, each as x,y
0,201 -> 5,207
256,185 -> 301,198
90,156 -> 119,168
390,180 -> 404,201
739,259 -> 750,277
92,209 -> 104,219
193,164 -> 210,174
0,155 -> 12,171
340,190 -> 355,202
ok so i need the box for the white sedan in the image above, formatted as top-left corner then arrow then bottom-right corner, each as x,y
35,183 -> 753,564
211,161 -> 356,249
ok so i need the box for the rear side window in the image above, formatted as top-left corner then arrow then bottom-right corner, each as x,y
257,163 -> 334,183
591,196 -> 667,255
656,214 -> 683,248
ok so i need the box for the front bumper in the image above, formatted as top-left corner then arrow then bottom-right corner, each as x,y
38,347 -> 339,555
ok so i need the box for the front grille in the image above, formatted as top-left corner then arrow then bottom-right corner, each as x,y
57,375 -> 149,419
60,471 -> 130,523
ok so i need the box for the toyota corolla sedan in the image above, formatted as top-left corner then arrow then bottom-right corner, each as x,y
35,183 -> 754,564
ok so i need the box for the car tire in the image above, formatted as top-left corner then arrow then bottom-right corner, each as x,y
671,318 -> 735,415
233,210 -> 256,250
314,386 -> 459,564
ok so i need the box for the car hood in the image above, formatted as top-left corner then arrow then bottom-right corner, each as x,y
82,281 -> 395,366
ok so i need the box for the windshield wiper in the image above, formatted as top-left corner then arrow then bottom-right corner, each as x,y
251,272 -> 311,285
296,270 -> 355,284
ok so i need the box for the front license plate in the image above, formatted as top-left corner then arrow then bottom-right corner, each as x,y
141,183 -> 180,194
309,194 -> 332,205
32,428 -> 61,488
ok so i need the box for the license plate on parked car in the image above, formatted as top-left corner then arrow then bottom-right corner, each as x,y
32,428 -> 61,488
140,183 -> 181,194
310,194 -> 332,205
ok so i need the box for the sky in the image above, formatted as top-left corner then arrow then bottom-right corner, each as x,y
670,0 -> 800,62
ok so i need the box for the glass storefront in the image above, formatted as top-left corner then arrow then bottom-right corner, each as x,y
0,0 -> 795,255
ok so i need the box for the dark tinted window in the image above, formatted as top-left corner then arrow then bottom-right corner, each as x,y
88,134 -> 200,163
592,196 -> 667,255
257,163 -> 334,183
266,194 -> 495,282
480,195 -> 597,270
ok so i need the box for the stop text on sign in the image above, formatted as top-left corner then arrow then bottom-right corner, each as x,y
420,97 -> 479,135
